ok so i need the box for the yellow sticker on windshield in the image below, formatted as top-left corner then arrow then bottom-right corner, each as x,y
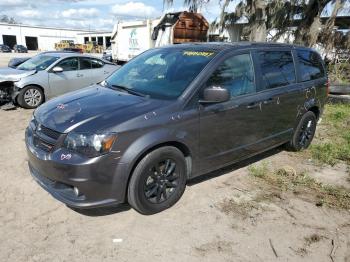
183,51 -> 214,57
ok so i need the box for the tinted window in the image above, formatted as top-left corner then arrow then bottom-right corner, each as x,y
57,57 -> 78,71
258,51 -> 296,89
79,57 -> 91,70
91,58 -> 104,68
106,48 -> 217,100
297,50 -> 325,81
207,53 -> 255,98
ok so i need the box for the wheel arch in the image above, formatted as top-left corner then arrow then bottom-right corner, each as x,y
124,140 -> 193,201
130,141 -> 192,174
294,104 -> 320,132
15,84 -> 46,103
308,106 -> 320,120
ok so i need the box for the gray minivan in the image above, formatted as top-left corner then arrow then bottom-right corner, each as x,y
26,42 -> 328,214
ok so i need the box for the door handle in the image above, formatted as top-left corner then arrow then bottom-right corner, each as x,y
77,73 -> 84,77
263,98 -> 274,105
246,102 -> 260,109
104,71 -> 110,74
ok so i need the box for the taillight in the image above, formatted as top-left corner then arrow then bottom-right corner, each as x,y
326,79 -> 330,97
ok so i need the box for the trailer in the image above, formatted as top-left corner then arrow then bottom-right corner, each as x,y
111,12 -> 209,64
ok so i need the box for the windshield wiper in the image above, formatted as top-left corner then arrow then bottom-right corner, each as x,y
105,82 -> 147,98
112,85 -> 148,98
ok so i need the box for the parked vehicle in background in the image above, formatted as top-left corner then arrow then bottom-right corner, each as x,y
0,44 -> 11,53
26,42 -> 328,215
111,11 -> 208,64
0,52 -> 119,108
13,45 -> 28,53
8,57 -> 30,68
102,53 -> 112,62
103,46 -> 112,55
102,46 -> 112,62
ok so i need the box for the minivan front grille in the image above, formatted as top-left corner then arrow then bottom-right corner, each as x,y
32,123 -> 63,152
33,136 -> 55,152
38,125 -> 61,140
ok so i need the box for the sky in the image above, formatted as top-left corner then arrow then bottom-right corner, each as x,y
0,0 -> 345,32
0,0 -> 234,31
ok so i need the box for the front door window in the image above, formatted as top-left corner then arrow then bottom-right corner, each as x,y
206,53 -> 255,98
56,57 -> 79,71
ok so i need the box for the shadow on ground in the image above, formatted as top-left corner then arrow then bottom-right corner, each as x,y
69,203 -> 131,217
188,146 -> 283,186
70,146 -> 284,217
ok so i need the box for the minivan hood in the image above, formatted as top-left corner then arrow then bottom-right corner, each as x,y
0,67 -> 36,82
34,85 -> 165,133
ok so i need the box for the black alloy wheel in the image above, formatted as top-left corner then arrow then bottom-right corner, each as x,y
128,146 -> 187,215
298,118 -> 315,148
288,111 -> 317,151
144,159 -> 179,204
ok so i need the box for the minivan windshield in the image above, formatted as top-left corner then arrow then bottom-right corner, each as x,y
105,48 -> 217,100
17,55 -> 60,71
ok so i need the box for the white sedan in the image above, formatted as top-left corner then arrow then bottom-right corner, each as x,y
0,52 -> 120,108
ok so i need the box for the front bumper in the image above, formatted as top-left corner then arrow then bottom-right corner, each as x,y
25,126 -> 129,209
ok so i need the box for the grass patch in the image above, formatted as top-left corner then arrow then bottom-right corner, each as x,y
247,164 -> 350,210
310,143 -> 340,166
326,104 -> 350,128
307,103 -> 350,166
247,161 -> 269,178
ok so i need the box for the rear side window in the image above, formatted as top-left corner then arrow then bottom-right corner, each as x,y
297,50 -> 325,81
79,57 -> 91,70
206,53 -> 255,98
91,58 -> 104,69
258,51 -> 296,89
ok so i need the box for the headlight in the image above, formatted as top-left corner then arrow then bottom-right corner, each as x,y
14,81 -> 21,89
63,132 -> 117,157
29,115 -> 38,131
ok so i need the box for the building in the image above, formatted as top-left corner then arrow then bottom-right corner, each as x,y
0,23 -> 112,51
77,31 -> 112,49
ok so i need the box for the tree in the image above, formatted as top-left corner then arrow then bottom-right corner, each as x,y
165,0 -> 348,49
0,15 -> 18,24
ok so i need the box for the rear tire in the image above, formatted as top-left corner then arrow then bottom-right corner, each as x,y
128,146 -> 187,215
287,111 -> 317,151
17,86 -> 44,109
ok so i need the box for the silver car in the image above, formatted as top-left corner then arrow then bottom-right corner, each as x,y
0,52 -> 120,108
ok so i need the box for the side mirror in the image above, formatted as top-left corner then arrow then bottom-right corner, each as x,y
199,86 -> 230,104
52,66 -> 63,73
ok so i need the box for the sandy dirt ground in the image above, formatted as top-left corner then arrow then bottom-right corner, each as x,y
0,53 -> 349,262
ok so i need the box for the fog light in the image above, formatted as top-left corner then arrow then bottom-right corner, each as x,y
73,187 -> 80,197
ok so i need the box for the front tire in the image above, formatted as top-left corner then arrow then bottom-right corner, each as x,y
17,86 -> 44,109
128,147 -> 187,215
288,111 -> 317,151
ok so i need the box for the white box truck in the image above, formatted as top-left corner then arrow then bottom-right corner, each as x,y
111,12 -> 209,64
